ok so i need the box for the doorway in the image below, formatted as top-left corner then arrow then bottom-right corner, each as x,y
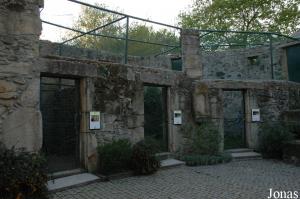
40,77 -> 81,173
287,44 -> 300,83
223,90 -> 246,149
144,86 -> 168,152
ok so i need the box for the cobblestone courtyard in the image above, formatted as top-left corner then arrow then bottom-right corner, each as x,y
50,160 -> 300,199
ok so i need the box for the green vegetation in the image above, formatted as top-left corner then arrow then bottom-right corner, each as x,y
131,140 -> 160,175
224,135 -> 244,150
288,122 -> 300,139
258,122 -> 294,159
97,139 -> 132,175
181,122 -> 222,155
64,1 -> 300,53
0,143 -> 48,199
179,0 -> 300,49
179,0 -> 300,35
184,153 -> 232,166
180,122 -> 230,166
64,4 -> 179,56
97,139 -> 160,175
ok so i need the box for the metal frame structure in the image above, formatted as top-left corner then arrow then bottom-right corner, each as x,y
41,0 -> 299,77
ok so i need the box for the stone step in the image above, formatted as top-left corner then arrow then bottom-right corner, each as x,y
48,168 -> 85,180
155,152 -> 175,161
230,151 -> 262,161
226,148 -> 254,153
160,158 -> 185,169
47,173 -> 100,192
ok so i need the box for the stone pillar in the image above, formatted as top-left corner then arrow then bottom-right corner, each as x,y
0,0 -> 44,152
181,29 -> 202,79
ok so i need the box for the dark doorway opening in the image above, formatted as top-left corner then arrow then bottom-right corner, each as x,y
223,90 -> 246,149
40,77 -> 80,173
287,44 -> 300,83
144,86 -> 168,152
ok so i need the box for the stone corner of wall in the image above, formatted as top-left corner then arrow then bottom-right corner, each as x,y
181,29 -> 200,36
1,0 -> 43,11
38,0 -> 44,8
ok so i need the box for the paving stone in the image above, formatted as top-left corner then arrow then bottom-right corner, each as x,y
49,160 -> 300,199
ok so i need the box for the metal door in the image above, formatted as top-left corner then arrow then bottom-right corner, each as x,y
223,90 -> 246,149
287,44 -> 300,83
40,77 -> 80,173
144,86 -> 168,152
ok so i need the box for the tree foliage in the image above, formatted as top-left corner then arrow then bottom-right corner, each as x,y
179,0 -> 300,35
65,4 -> 179,56
179,0 -> 300,49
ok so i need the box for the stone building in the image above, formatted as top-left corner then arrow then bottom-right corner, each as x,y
0,0 -> 299,173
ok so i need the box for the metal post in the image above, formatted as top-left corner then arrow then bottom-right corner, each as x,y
179,29 -> 182,54
58,44 -> 62,56
124,17 -> 129,64
269,34 -> 274,79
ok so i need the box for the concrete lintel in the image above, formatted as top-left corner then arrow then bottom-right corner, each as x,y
41,58 -> 183,86
41,58 -> 99,78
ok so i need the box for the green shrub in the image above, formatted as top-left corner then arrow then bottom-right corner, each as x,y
183,153 -> 232,166
181,122 -> 221,155
287,123 -> 300,139
0,144 -> 48,199
131,140 -> 160,175
259,122 -> 294,159
143,136 -> 165,154
97,139 -> 132,175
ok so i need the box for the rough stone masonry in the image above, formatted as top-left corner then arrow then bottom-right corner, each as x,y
1,0 -> 300,172
0,0 -> 43,151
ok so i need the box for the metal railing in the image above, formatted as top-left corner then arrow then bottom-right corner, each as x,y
197,29 -> 299,79
41,0 -> 299,70
42,0 -> 181,64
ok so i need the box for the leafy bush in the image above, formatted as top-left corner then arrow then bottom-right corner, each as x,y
259,122 -> 294,159
287,123 -> 300,139
97,139 -> 132,175
0,144 -> 48,199
184,153 -> 232,166
181,122 -> 221,155
143,136 -> 165,154
131,140 -> 160,175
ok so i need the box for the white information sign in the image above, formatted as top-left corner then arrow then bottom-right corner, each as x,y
174,110 -> 182,125
90,111 -> 101,129
251,109 -> 260,122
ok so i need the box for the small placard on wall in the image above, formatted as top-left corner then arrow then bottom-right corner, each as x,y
174,110 -> 182,125
90,111 -> 101,129
251,109 -> 260,122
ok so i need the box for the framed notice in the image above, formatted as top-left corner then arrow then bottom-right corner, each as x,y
90,111 -> 101,129
174,110 -> 182,125
251,109 -> 260,122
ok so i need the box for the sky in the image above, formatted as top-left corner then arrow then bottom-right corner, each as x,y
40,0 -> 193,42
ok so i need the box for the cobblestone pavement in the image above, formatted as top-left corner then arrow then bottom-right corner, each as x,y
50,160 -> 300,199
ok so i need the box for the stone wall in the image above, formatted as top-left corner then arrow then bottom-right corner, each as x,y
202,44 -> 285,80
1,1 -> 299,173
40,56 -> 188,170
0,0 -> 43,151
193,80 -> 300,149
40,33 -> 289,82
181,30 -> 203,79
39,40 -> 173,69
92,65 -> 144,145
